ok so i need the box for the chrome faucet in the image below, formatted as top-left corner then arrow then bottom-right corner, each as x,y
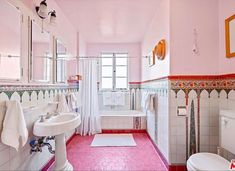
39,115 -> 45,122
45,112 -> 59,119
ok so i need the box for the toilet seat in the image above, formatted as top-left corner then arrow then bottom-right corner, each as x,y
187,153 -> 230,171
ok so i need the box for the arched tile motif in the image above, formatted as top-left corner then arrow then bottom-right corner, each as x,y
10,92 -> 21,102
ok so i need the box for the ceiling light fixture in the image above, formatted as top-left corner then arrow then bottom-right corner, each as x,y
35,0 -> 57,25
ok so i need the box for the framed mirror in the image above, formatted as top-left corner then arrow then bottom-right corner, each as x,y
30,20 -> 52,82
56,39 -> 67,83
225,14 -> 235,58
0,0 -> 21,81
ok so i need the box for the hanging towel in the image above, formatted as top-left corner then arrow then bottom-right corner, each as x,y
1,100 -> 28,151
57,94 -> 70,113
67,93 -> 77,111
145,93 -> 156,112
103,92 -> 113,106
141,91 -> 148,112
113,92 -> 125,106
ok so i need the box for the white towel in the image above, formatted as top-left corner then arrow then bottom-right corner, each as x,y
145,93 -> 156,112
113,92 -> 125,106
103,92 -> 113,106
67,93 -> 77,111
141,91 -> 148,112
1,101 -> 28,151
57,94 -> 70,113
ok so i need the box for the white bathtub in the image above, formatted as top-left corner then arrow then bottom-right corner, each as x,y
100,110 -> 146,130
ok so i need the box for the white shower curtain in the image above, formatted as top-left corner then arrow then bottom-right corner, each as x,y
78,59 -> 101,136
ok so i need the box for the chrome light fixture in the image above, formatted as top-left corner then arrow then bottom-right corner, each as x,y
48,10 -> 56,25
36,0 -> 47,19
36,0 -> 56,25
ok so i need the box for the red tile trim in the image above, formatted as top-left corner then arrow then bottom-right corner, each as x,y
40,133 -> 76,171
129,82 -> 142,84
129,73 -> 235,85
102,129 -> 146,133
169,165 -> 187,171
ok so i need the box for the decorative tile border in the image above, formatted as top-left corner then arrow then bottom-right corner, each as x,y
0,84 -> 79,101
169,74 -> 235,97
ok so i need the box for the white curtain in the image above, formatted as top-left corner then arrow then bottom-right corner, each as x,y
78,59 -> 101,136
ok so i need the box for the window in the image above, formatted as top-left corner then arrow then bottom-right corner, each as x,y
101,53 -> 128,90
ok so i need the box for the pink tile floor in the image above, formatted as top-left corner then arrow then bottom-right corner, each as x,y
52,133 -> 167,171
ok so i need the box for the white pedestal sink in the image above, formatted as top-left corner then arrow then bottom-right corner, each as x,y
33,113 -> 81,171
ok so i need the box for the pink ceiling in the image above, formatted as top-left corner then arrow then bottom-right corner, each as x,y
55,0 -> 159,43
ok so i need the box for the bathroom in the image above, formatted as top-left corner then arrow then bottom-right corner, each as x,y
0,0 -> 235,170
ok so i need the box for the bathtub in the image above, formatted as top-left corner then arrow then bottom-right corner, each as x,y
100,110 -> 146,130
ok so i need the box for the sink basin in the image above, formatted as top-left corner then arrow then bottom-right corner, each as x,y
33,113 -> 81,137
33,112 -> 81,170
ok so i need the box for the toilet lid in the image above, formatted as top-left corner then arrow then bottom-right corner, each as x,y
188,153 -> 230,171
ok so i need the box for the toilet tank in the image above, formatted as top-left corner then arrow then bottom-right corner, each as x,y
220,110 -> 235,154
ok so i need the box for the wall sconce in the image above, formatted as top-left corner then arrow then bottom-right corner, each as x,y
35,0 -> 57,25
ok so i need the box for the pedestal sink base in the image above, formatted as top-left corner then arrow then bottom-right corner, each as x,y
54,160 -> 73,171
54,133 -> 74,171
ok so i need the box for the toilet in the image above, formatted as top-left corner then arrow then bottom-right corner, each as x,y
187,110 -> 235,171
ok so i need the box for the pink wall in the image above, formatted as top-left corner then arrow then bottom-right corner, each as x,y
170,0 -> 219,75
86,43 -> 141,82
141,0 -> 170,81
219,0 -> 235,74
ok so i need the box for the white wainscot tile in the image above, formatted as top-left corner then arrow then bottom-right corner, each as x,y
209,116 -> 219,127
210,90 -> 219,99
209,126 -> 219,136
209,145 -> 218,153
200,116 -> 210,126
0,93 -> 9,102
177,125 -> 186,136
49,90 -> 54,101
200,98 -> 209,108
220,90 -> 227,99
170,153 -> 177,163
30,91 -> 37,107
228,90 -> 235,100
176,135 -> 186,145
209,106 -> 219,116
170,107 -> 177,116
200,135 -> 210,145
177,90 -> 185,99
219,98 -> 228,110
200,126 -> 210,136
10,92 -> 20,102
170,90 -> 176,99
176,144 -> 186,155
44,91 -> 50,101
200,145 -> 210,152
0,147 -> 10,166
0,161 -> 10,171
21,92 -> 30,107
170,126 -> 178,136
0,143 -> 8,152
200,107 -> 210,117
200,90 -> 209,98
176,153 -> 186,163
209,136 -> 219,146
228,99 -> 235,110
209,98 -> 219,108
171,144 -> 177,154
170,135 -> 177,145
